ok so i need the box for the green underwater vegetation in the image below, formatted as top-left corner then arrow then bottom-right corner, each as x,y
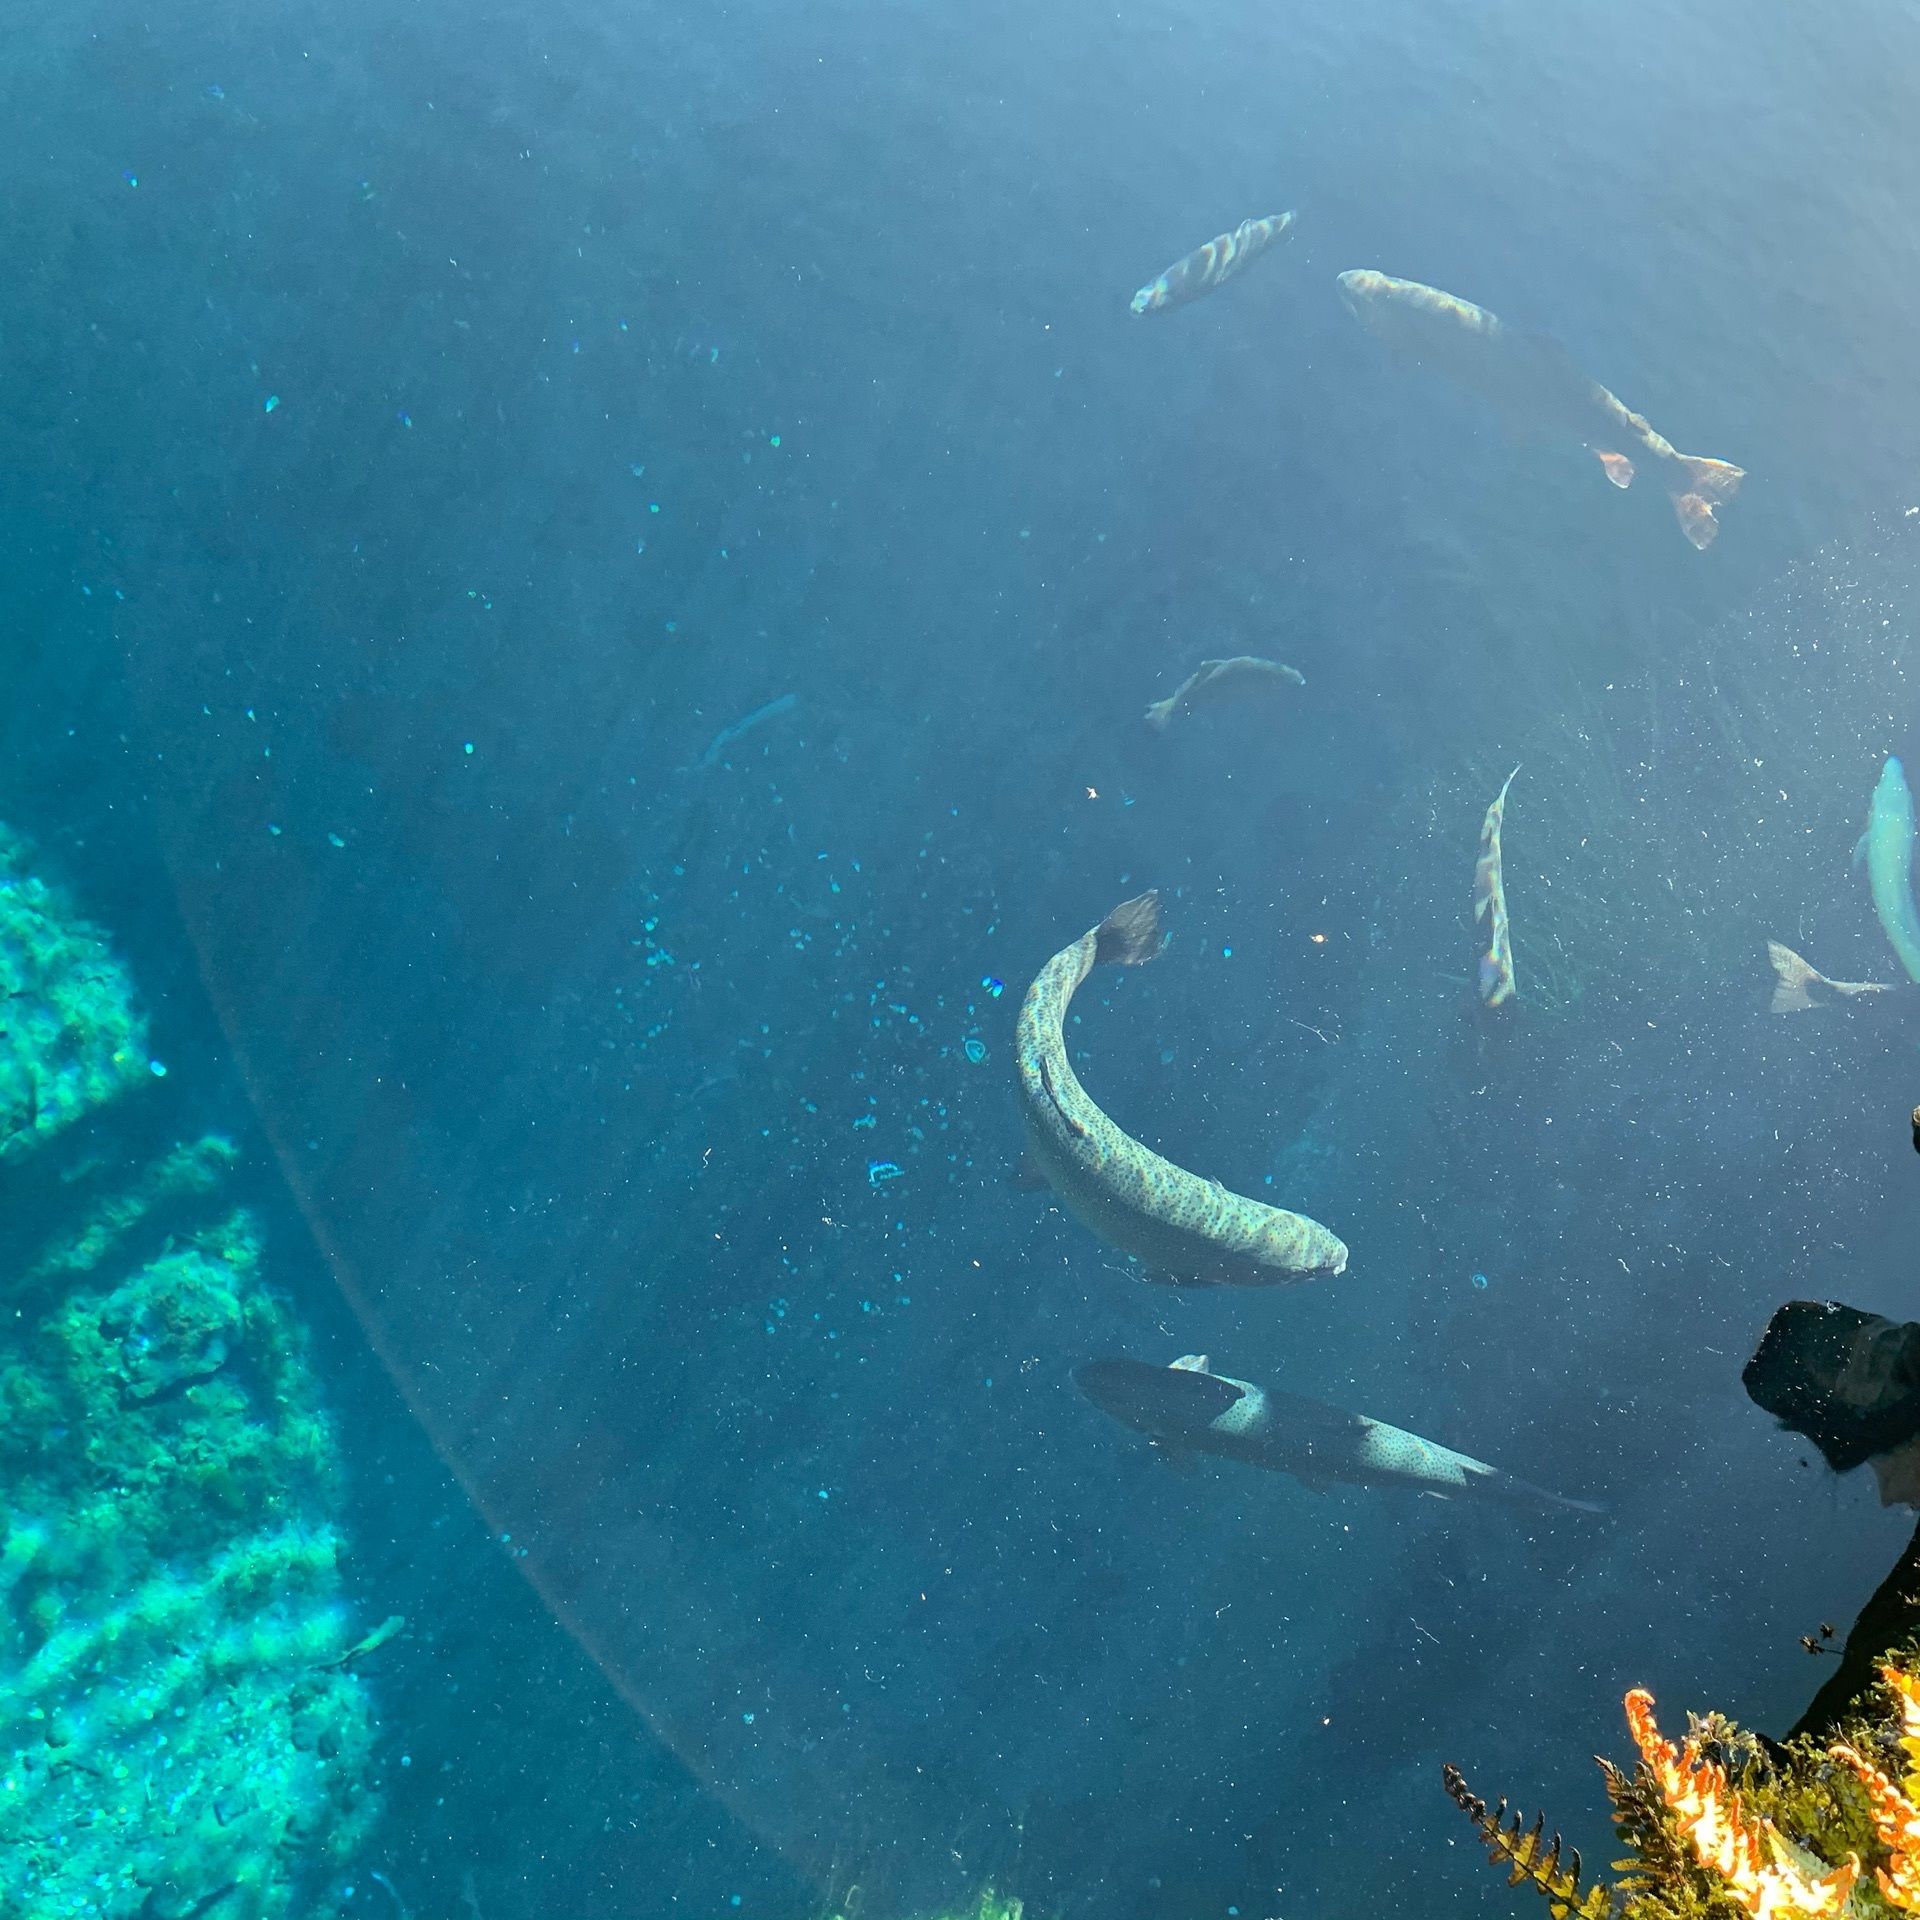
0,825 -> 156,1161
0,830 -> 381,1917
1446,1654 -> 1920,1919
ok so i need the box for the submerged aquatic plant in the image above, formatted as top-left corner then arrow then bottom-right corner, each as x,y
1446,1655 -> 1920,1919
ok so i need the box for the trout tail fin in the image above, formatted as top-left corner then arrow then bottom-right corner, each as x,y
1094,891 -> 1165,968
1768,940 -> 1822,1013
1670,454 -> 1745,550
1766,939 -> 1891,1010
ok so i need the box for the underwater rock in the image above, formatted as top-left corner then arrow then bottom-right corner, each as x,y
0,829 -> 381,1919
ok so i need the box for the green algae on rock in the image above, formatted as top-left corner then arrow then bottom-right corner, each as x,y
0,827 -> 381,1920
0,825 -> 154,1161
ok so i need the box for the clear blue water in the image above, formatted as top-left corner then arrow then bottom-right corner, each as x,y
4,0 -> 1920,1915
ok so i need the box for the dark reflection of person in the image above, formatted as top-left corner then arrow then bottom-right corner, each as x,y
1745,1297 -> 1920,1737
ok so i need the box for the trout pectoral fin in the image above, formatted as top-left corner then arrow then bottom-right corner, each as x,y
1038,1056 -> 1093,1139
1012,1152 -> 1051,1192
1150,1438 -> 1198,1475
1595,448 -> 1635,488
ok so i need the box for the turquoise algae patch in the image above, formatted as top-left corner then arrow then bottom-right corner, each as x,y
0,829 -> 381,1918
0,825 -> 154,1160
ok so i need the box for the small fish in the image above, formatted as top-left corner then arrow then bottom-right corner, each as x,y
320,1613 -> 405,1671
1075,1354 -> 1603,1513
1472,767 -> 1520,1008
691,692 -> 798,773
1143,656 -> 1305,732
1864,756 -> 1920,984
1131,212 -> 1296,316
1013,892 -> 1346,1285
1764,941 -> 1892,1013
1336,270 -> 1744,549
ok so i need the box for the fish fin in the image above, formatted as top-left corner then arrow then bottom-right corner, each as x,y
1143,697 -> 1176,731
1495,1472 -> 1609,1515
1670,456 -> 1745,549
1093,892 -> 1164,968
1169,1353 -> 1211,1373
1012,1150 -> 1052,1191
1854,829 -> 1871,872
1594,449 -> 1635,489
1037,1057 -> 1093,1140
1767,940 -> 1821,1013
1150,1438 -> 1198,1475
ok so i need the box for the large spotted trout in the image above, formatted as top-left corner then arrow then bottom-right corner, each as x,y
1013,891 -> 1347,1286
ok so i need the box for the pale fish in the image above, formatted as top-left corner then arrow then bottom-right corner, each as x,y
1144,655 -> 1305,732
1075,1354 -> 1603,1513
1336,269 -> 1744,549
1765,941 -> 1892,1013
1473,767 -> 1520,1007
1131,212 -> 1296,316
1864,756 -> 1920,983
1013,892 -> 1346,1286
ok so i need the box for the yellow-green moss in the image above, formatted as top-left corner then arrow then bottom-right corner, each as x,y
1448,1657 -> 1920,1920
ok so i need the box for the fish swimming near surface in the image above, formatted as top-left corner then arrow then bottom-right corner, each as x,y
1075,1354 -> 1605,1513
1765,941 -> 1893,1013
1144,656 -> 1305,732
1131,212 -> 1296,316
1013,891 -> 1347,1285
1336,270 -> 1745,550
1472,767 -> 1520,1007
1863,756 -> 1920,983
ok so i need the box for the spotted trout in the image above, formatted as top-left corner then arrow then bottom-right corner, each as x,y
1013,891 -> 1347,1285
1144,655 -> 1305,732
1337,269 -> 1744,550
1132,213 -> 1295,316
1076,1355 -> 1604,1513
